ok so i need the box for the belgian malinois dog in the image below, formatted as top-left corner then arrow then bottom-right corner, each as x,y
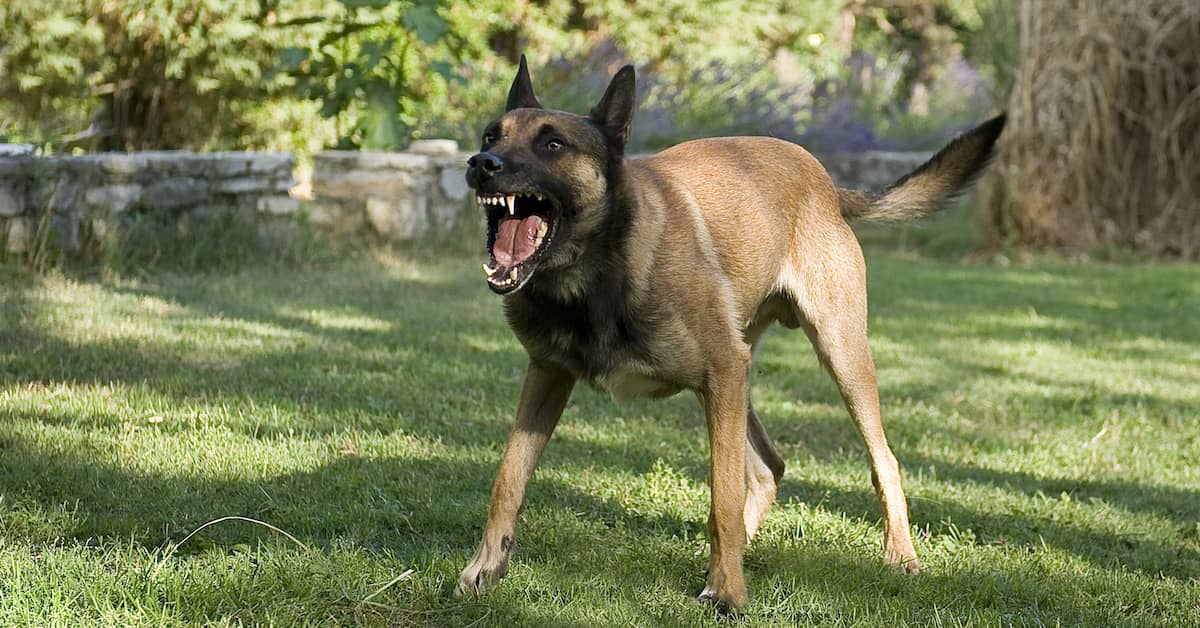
458,56 -> 1005,610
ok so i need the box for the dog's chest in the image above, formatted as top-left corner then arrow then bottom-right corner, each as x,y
506,287 -> 666,390
594,367 -> 682,401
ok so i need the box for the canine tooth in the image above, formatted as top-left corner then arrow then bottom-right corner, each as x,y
483,263 -> 496,275
509,268 -> 518,281
506,195 -> 516,215
536,193 -> 543,201
536,222 -> 548,239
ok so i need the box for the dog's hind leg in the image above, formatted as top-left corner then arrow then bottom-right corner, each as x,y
744,403 -> 785,540
780,231 -> 922,574
742,314 -> 787,541
457,361 -> 576,596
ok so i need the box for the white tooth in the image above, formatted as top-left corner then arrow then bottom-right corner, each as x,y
506,195 -> 516,215
483,263 -> 495,275
537,222 -> 548,238
509,268 -> 518,281
536,193 -> 543,201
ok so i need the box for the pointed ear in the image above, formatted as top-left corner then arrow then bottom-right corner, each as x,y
506,55 -> 542,111
590,65 -> 637,152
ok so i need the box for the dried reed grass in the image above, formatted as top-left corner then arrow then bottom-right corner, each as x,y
981,0 -> 1200,258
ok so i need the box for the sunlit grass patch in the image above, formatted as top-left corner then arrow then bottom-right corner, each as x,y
1,247 -> 1197,625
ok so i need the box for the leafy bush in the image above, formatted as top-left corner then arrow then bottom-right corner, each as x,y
0,1 -> 1014,154
0,0 -> 334,152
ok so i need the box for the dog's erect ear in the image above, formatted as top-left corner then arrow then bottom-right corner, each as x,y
506,55 -> 542,111
590,65 -> 636,153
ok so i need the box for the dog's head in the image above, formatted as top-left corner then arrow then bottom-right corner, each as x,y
466,55 -> 636,295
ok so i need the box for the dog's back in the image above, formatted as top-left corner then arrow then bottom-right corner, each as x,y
632,137 -> 842,321
628,121 -> 1006,329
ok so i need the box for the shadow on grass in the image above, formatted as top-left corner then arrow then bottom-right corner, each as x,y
2,254 -> 1199,622
776,469 -> 1200,581
2,406 -> 1193,625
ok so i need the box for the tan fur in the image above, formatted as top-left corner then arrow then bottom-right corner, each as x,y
458,61 -> 1002,610
461,137 -> 920,608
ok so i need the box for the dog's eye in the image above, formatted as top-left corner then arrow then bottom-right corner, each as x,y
546,138 -> 564,150
482,132 -> 496,145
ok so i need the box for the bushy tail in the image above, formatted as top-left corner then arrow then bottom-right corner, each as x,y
838,114 -> 1006,221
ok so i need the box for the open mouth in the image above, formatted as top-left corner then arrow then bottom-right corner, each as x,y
478,191 -> 559,294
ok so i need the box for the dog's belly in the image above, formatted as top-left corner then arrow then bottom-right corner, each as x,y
595,368 -> 683,402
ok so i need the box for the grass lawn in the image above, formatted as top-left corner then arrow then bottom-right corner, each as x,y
1,234 -> 1198,625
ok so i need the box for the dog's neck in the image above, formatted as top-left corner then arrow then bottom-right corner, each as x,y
503,159 -> 657,378
526,157 -> 637,303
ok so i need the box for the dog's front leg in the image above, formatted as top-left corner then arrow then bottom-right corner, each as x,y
457,361 -> 575,596
697,349 -> 752,611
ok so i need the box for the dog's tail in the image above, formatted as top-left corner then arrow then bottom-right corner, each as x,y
838,114 -> 1006,221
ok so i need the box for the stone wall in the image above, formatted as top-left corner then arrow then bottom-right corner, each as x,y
816,151 -> 932,191
0,142 -> 928,257
0,148 -> 295,255
307,139 -> 470,240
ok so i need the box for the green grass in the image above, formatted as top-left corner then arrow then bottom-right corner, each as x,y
1,237 -> 1198,625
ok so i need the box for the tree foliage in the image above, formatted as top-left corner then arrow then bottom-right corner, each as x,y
0,1 -> 287,150
0,0 -> 1011,153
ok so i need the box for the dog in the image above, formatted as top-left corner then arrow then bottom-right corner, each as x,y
457,55 -> 1005,610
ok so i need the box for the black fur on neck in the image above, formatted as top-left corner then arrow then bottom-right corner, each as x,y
502,158 -> 657,380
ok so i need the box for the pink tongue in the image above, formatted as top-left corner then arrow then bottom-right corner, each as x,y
493,215 -> 545,267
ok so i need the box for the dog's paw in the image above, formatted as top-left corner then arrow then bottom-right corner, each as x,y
696,583 -> 748,615
884,548 -> 923,575
695,567 -> 748,614
455,548 -> 510,596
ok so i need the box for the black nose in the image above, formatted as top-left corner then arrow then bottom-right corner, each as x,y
467,152 -> 504,177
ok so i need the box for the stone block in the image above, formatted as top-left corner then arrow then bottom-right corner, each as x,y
439,166 -> 469,201
257,195 -> 300,216
429,198 -> 462,232
0,186 -> 23,217
0,157 -> 31,178
214,177 -> 270,194
366,196 -> 425,240
248,153 -> 294,176
316,150 -> 431,172
143,152 -> 210,176
142,178 -> 207,209
272,176 -> 297,193
212,154 -> 251,177
98,153 -> 150,176
408,139 -> 459,156
0,144 -> 35,157
84,184 -> 142,214
314,170 -> 420,200
816,151 -> 932,191
43,178 -> 81,213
